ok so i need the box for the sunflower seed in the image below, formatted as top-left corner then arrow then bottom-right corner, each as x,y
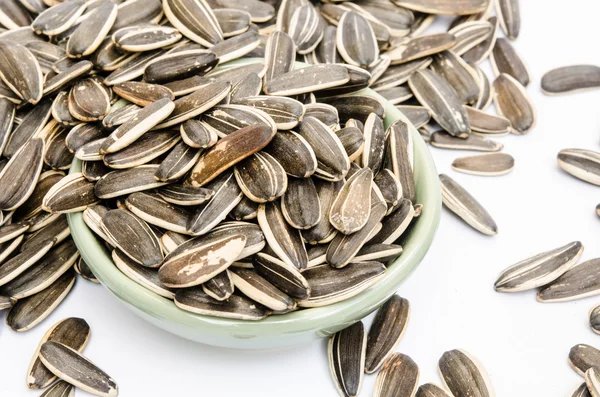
314,25 -> 342,64
302,179 -> 343,245
397,106 -> 431,129
384,120 -> 415,202
198,268 -> 233,301
496,0 -> 520,40
385,33 -> 456,65
112,249 -> 174,299
430,132 -> 502,152
156,184 -> 214,206
104,129 -> 180,169
233,96 -> 304,130
27,317 -> 91,389
163,0 -> 223,47
558,149 -> 600,185
0,98 -> 14,156
541,65 -> 600,96
416,384 -> 453,397
490,38 -> 529,87
0,0 -> 32,29
75,138 -> 106,161
0,235 -> 24,264
439,349 -> 494,397
462,16 -> 498,64
83,205 -> 112,244
0,41 -> 43,105
330,168 -> 373,235
214,9 -> 250,38
0,220 -> 30,243
75,257 -> 98,284
4,99 -> 52,158
44,127 -> 73,170
66,2 -> 118,58
90,37 -> 137,72
440,173 -> 497,235
187,123 -> 275,186
409,69 -> 470,138
175,287 -> 267,320
430,50 -> 480,104
571,383 -> 593,397
371,198 -> 415,244
160,231 -> 189,255
590,304 -> 600,335
112,82 -> 174,107
371,58 -> 432,91
26,41 -> 66,75
264,130 -> 317,179
264,64 -> 350,96
0,138 -> 44,211
67,78 -> 110,122
365,295 -> 410,373
373,170 -> 402,213
449,20 -> 494,56
263,30 -> 296,84
7,269 -> 75,332
586,367 -> 600,397
21,214 -> 69,252
42,173 -> 98,213
102,103 -> 140,128
101,208 -> 163,267
336,11 -> 378,68
465,106 -> 511,135
113,24 -> 182,52
570,344 -> 600,376
228,73 -> 262,103
321,95 -> 384,124
111,0 -> 163,32
180,119 -> 218,148
280,176 -> 321,230
104,49 -> 165,86
336,126 -> 364,162
304,103 -> 339,129
253,252 -> 310,299
39,341 -> 118,397
201,104 -> 274,138
0,238 -> 54,287
373,353 -> 419,397
361,113 -> 385,173
229,196 -> 258,220
452,153 -> 515,176
154,81 -> 230,129
144,51 -> 218,85
43,60 -> 93,97
538,259 -> 600,302
493,73 -> 535,134
38,380 -> 74,397
328,321 -> 367,397
125,192 -> 190,234
394,0 -> 489,15
230,267 -> 295,312
234,152 -> 287,203
154,141 -> 200,182
374,85 -> 413,105
287,4 -> 322,55
353,243 -> 403,263
0,239 -> 78,299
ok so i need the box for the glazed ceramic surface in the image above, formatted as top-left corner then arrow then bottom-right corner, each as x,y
66,60 -> 441,350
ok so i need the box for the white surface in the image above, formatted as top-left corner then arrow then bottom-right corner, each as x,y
2,2 -> 600,396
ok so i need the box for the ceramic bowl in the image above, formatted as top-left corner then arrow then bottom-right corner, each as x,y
66,60 -> 441,350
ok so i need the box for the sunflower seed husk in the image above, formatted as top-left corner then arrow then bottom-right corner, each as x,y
538,259 -> 600,302
103,129 -> 180,169
101,208 -> 163,267
492,73 -> 535,134
21,214 -> 69,252
439,349 -> 494,397
163,0 -> 223,48
233,96 -> 304,130
65,124 -> 106,153
440,173 -> 497,235
112,82 -> 174,107
0,138 -> 44,211
353,243 -> 403,263
39,341 -> 118,397
214,8 -> 250,38
591,305 -> 600,335
75,257 -> 98,284
90,37 -> 137,72
200,269 -> 233,301
360,113 -> 386,174
430,132 -> 503,152
281,176 -> 321,230
230,267 -> 296,312
373,353 -> 419,397
0,41 -> 43,105
83,205 -> 112,245
496,0 -> 520,40
186,171 -> 243,235
373,86 -> 412,105
156,184 -> 214,206
490,38 -> 529,87
264,64 -> 350,96
144,51 -> 218,84
253,252 -> 310,299
465,106 -> 511,135
336,126 -> 364,162
234,151 -> 287,203
101,99 -> 174,154
409,69 -> 470,138
111,249 -> 173,299
371,58 -> 432,91
95,165 -> 168,199
160,231 -> 188,255
288,4 -> 323,55
384,120 -> 415,202
66,2 -> 118,58
451,153 -> 515,176
229,72 -> 262,103
336,11 -> 378,68
113,24 -> 182,52
27,317 -> 91,389
430,50 -> 480,104
4,99 -> 52,158
495,241 -> 584,292
416,384 -> 453,397
570,344 -> 600,376
385,33 -> 456,65
201,104 -> 275,138
180,119 -> 218,148
175,287 -> 267,320
302,179 -> 343,245
330,168 -> 373,235
43,60 -> 94,97
449,20 -> 494,56
104,49 -> 164,86
0,239 -> 78,299
365,295 -> 410,373
31,1 -> 85,35
462,16 -> 498,64
557,149 -> 600,186
0,293 -> 14,310
397,106 -> 431,129
328,321 -> 366,397
75,138 -> 107,161
0,238 -> 54,287
586,367 -> 600,397
0,220 -> 31,244
541,65 -> 600,96
111,0 -> 163,32
38,380 -> 74,397
154,140 -> 201,182
42,173 -> 99,213
7,269 -> 75,332
125,192 -> 190,234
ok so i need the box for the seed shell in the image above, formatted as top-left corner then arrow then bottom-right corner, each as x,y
496,0 -> 520,39
586,367 -> 600,397
328,321 -> 367,397
490,38 -> 529,86
438,349 -> 494,397
95,165 -> 168,198
113,24 -> 182,52
430,132 -> 503,152
112,81 -> 174,107
154,140 -> 201,182
233,96 -> 304,130
465,107 -> 511,135
163,0 -> 223,48
180,119 -> 218,148
538,259 -> 600,302
416,384 -> 454,397
66,2 -> 118,58
393,0 -> 489,15
214,8 -> 250,38
451,153 -> 515,176
558,149 -> 600,186
112,249 -> 174,299
570,344 -> 600,376
234,152 -> 287,203
492,73 -> 535,134
175,288 -> 267,320
0,41 -> 43,105
0,138 -> 44,211
541,65 -> 600,96
264,65 -> 350,97
373,353 -> 419,397
281,177 -> 321,230
329,168 -> 373,235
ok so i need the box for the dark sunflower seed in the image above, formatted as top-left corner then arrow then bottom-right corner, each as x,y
371,58 -> 432,91
66,2 -> 118,58
328,321 -> 367,397
302,179 -> 342,245
449,20 -> 494,55
385,33 -> 456,65
68,78 -> 110,122
541,65 -> 600,96
175,288 -> 267,320
570,344 -> 600,376
111,0 -> 163,32
373,353 -> 419,397
125,192 -> 190,234
354,243 -> 403,263
263,130 -> 317,178
112,249 -> 174,299
201,104 -> 274,138
490,38 -> 529,86
156,184 -> 214,206
253,252 -> 309,300
336,11 -> 378,68
234,151 -> 287,203
43,60 -> 93,97
570,383 -> 592,397
103,49 -> 165,86
0,138 -> 44,211
230,267 -> 295,312
264,64 -> 350,96
102,102 -> 140,128
113,24 -> 182,52
163,0 -> 223,47
538,259 -> 600,303
42,173 -> 98,213
4,99 -> 51,158
229,196 -> 258,221
0,41 -> 43,105
431,132 -> 503,152
180,119 -> 218,148
112,81 -> 174,107
384,120 -> 415,202
281,176 -> 321,230
439,349 -> 494,397
374,169 -> 402,214
430,50 -> 480,104
214,8 -> 250,38
103,129 -> 180,169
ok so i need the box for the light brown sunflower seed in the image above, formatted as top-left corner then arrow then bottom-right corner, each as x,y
439,349 -> 494,397
496,0 -> 520,40
465,106 -> 511,135
538,259 -> 600,302
328,321 -> 367,397
490,38 -> 529,86
163,0 -> 223,47
440,173 -> 497,235
558,149 -> 600,186
541,65 -> 600,96
452,153 -> 514,176
0,41 -> 43,105
492,73 -> 535,134
462,16 -> 498,65
430,50 -> 480,104
66,2 -> 118,58
495,241 -> 584,292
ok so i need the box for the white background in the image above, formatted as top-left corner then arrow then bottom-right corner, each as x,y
2,1 -> 600,396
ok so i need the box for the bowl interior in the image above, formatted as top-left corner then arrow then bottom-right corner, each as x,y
66,60 -> 441,349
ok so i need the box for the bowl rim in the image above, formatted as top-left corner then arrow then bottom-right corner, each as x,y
67,59 -> 441,341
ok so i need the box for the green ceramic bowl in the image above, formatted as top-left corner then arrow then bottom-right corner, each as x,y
66,61 -> 441,350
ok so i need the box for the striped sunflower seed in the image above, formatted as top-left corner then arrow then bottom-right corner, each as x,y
4,99 -> 52,158
180,119 -> 218,148
430,132 -> 503,152
264,64 -> 350,96
416,384 -> 453,397
112,249 -> 174,299
465,107 -> 512,136
75,257 -> 98,284
38,380 -> 74,397
124,192 -> 191,234
492,73 -> 535,134
590,305 -> 600,335
234,151 -> 287,203
213,9 -> 251,38
373,353 -> 419,397
538,259 -> 600,302
112,82 -> 174,107
20,214 -> 70,252
495,241 -> 584,292
462,16 -> 498,65
0,220 -> 31,244
393,0 -> 489,15
263,130 -> 317,178
321,95 -> 384,123
586,367 -> 600,397
39,341 -> 118,397
201,104 -> 274,138
230,267 -> 296,312
263,31 -> 295,83
208,31 -> 260,63
217,0 -> 274,23
66,2 -> 118,58
230,196 -> 259,221
385,33 -> 456,65
328,321 -> 367,397
430,50 -> 480,104
156,184 -> 214,206
302,179 -> 343,245
440,173 -> 497,235
570,383 -> 592,397
43,126 -> 73,170
175,288 -> 267,320
0,41 -> 43,105
0,138 -> 44,211
570,344 -> 600,376
490,38 -> 530,87
448,20 -> 494,56
233,96 -> 304,130
253,252 -> 310,300
397,106 -> 431,129
111,0 -> 163,32
329,168 -> 373,235
103,49 -> 165,86
451,153 -> 515,176
336,126 -> 364,162
7,269 -> 75,332
0,238 -> 54,287
541,65 -> 600,96
163,0 -> 223,48
409,69 -> 470,138
353,243 -> 403,263
229,73 -> 262,103
472,67 -> 494,110
144,51 -> 218,85
557,149 -> 600,186
42,173 -> 99,213
304,103 -> 339,129
103,103 -> 140,128
95,165 -> 169,199
31,1 -> 86,36
154,140 -> 201,182
281,176 -> 321,230
369,198 -> 415,244
103,129 -> 180,169
288,4 -> 323,55
336,11 -> 378,68
43,60 -> 93,97
366,295 -> 410,373
27,317 -> 91,389
361,113 -> 386,173
371,58 -> 432,91
496,0 -> 520,40
202,269 -> 233,301
439,349 -> 494,397
112,24 -> 182,52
